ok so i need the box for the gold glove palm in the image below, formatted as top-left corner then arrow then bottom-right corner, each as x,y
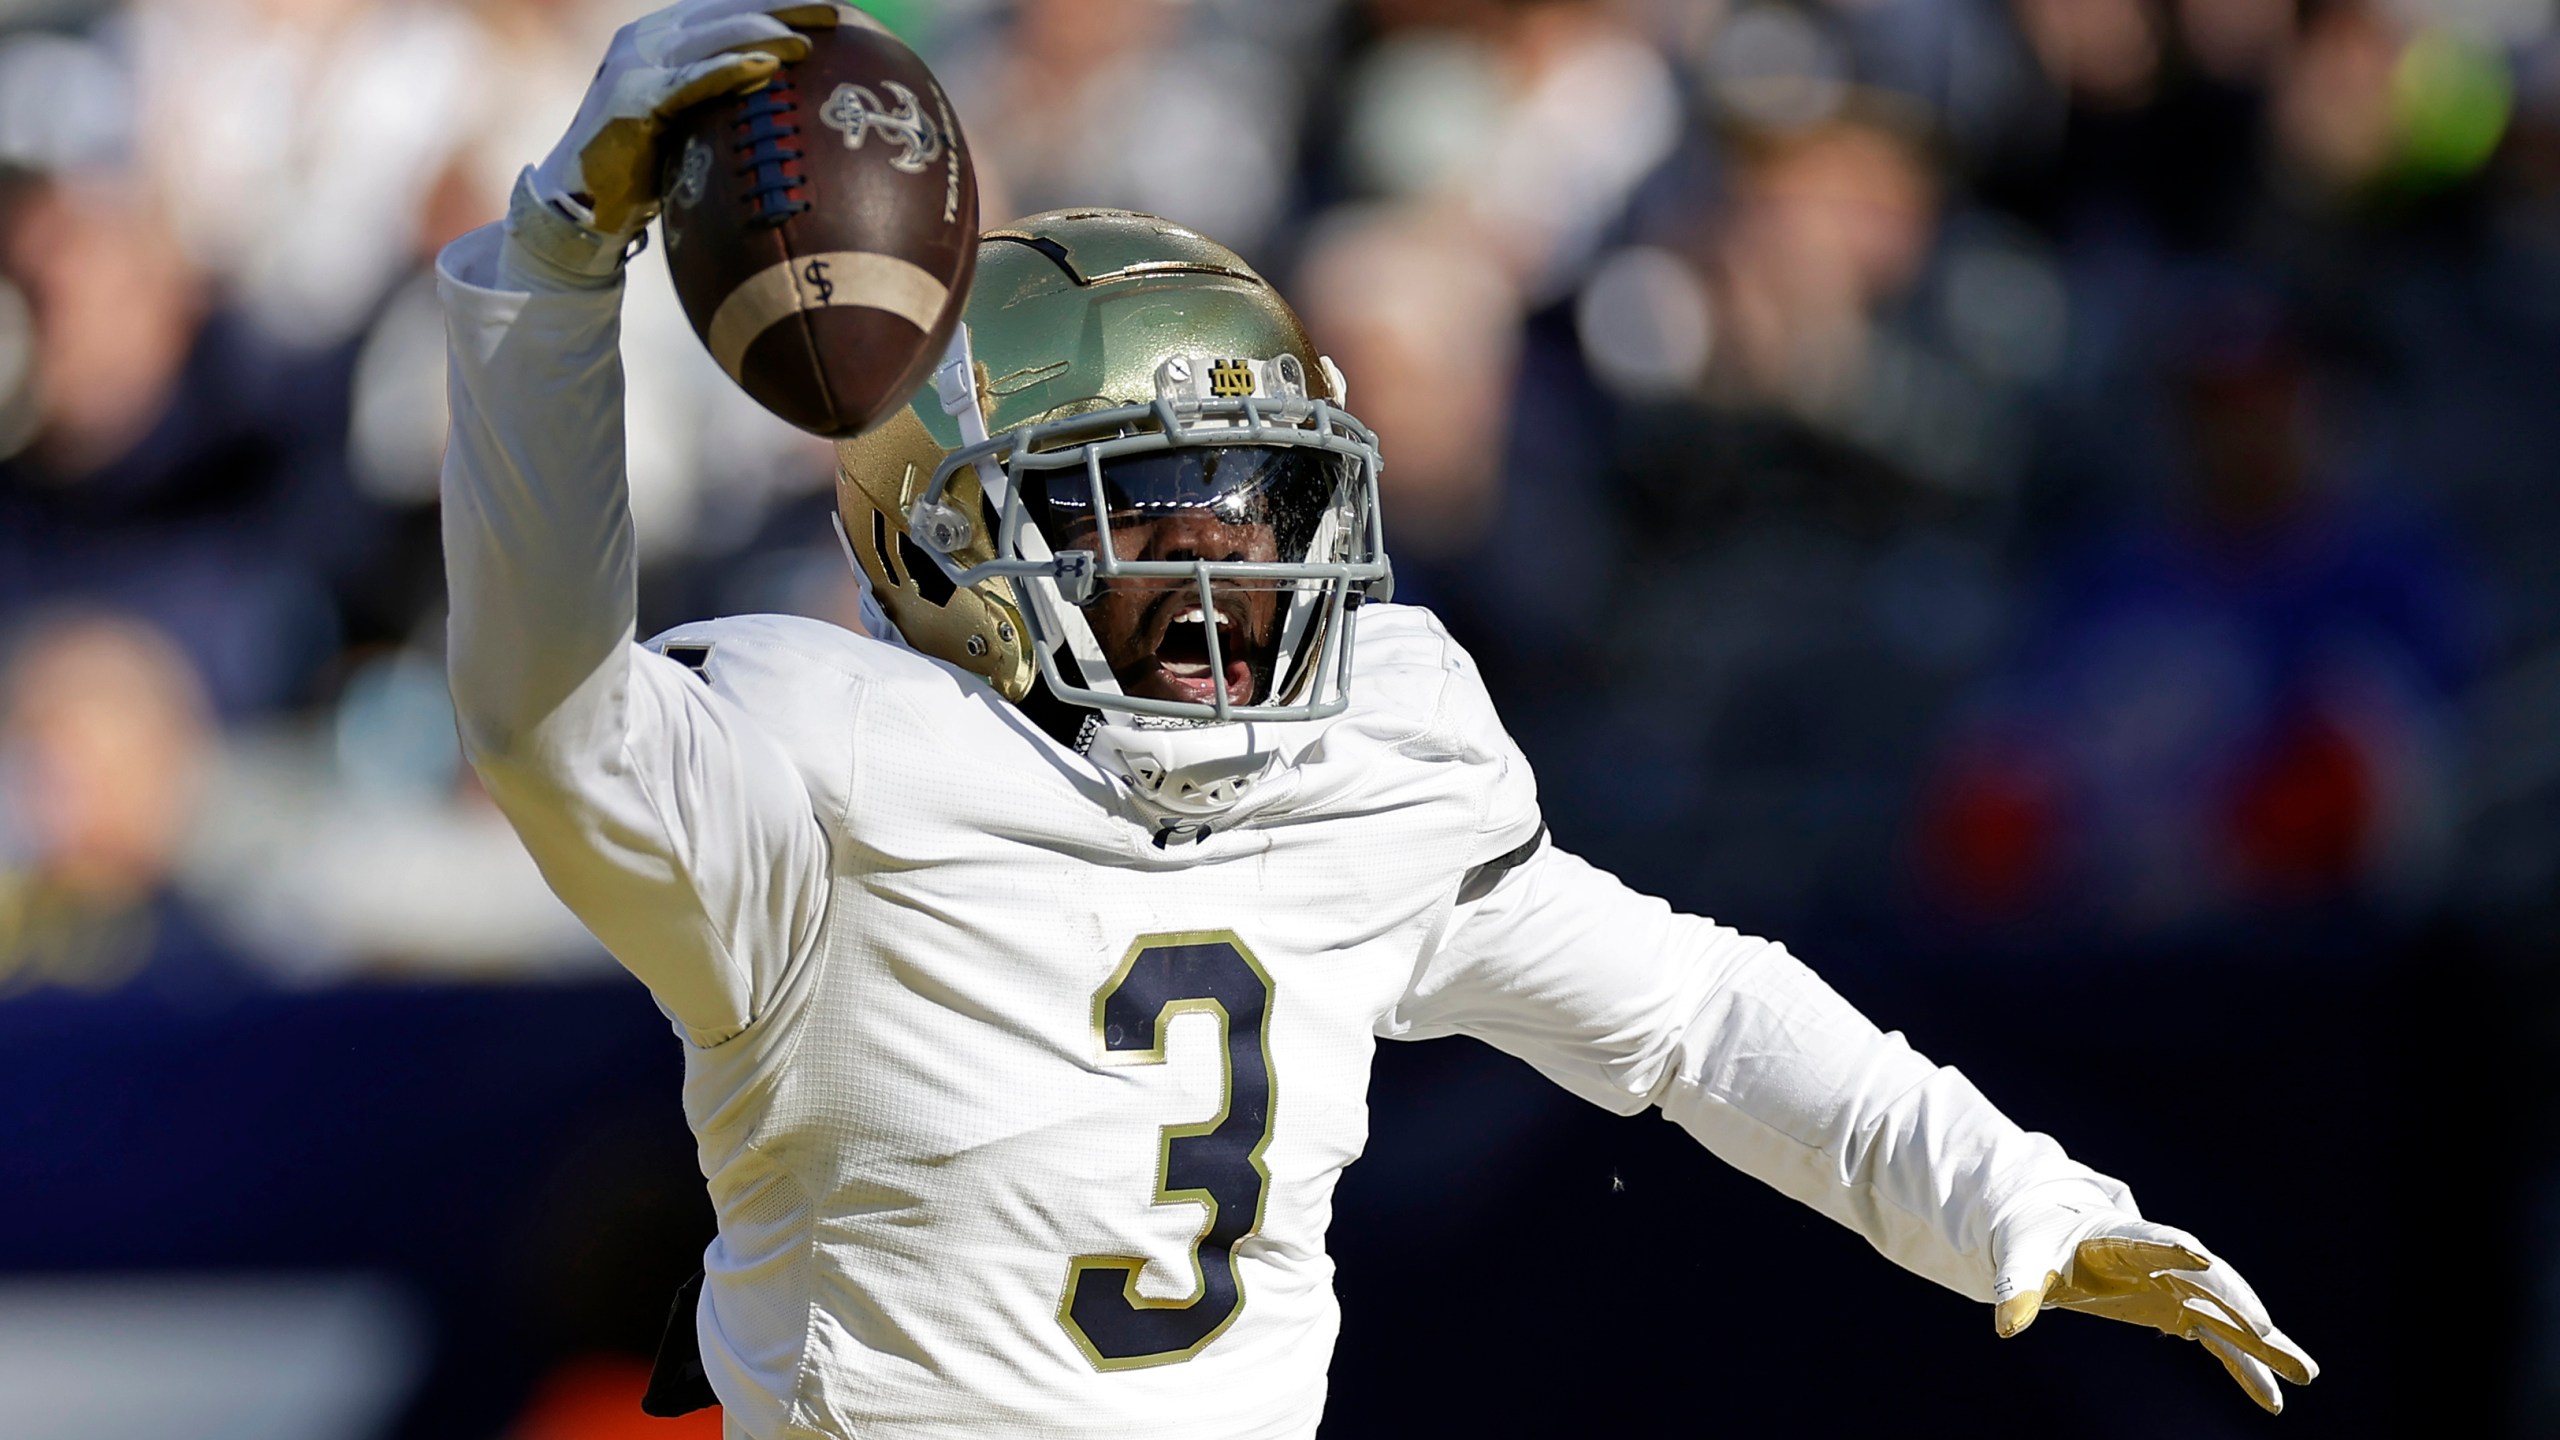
1994,1213 -> 2319,1414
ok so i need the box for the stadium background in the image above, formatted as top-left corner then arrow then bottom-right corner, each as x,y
0,0 -> 2550,1434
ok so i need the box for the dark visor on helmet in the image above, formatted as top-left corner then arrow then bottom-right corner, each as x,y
1021,445 -> 1355,565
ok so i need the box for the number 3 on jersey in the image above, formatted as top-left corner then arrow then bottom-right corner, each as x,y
1059,931 -> 1276,1370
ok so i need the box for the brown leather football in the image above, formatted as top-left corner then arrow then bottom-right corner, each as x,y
657,11 -> 976,438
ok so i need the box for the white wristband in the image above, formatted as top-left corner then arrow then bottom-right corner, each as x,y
501,167 -> 633,292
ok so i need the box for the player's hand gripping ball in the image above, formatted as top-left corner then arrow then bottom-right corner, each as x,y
655,4 -> 977,437
531,0 -> 837,240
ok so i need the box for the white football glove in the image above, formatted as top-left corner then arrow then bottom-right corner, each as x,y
529,0 -> 844,242
1993,1207 -> 2320,1414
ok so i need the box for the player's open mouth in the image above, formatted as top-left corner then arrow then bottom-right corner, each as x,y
1133,601 -> 1256,707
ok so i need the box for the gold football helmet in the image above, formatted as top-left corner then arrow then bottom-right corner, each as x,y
835,208 -> 1388,722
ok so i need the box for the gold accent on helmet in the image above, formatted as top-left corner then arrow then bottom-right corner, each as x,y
834,209 -> 1340,703
835,401 -> 1034,698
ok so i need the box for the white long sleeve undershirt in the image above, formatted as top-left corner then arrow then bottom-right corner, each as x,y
440,220 -> 827,1045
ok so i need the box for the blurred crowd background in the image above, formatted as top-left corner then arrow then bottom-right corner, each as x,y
0,0 -> 2552,1435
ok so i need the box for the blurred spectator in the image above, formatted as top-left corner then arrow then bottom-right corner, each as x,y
128,0 -> 486,346
2273,0 -> 2405,197
0,165 -> 384,715
1913,294 -> 2476,947
1297,202 -> 1523,559
939,0 -> 1332,252
1460,0 -> 1683,296
0,611 -> 243,1001
1341,0 -> 1680,295
0,170 -> 200,478
2013,0 -> 2164,110
1706,117 -> 1941,424
2181,0 -> 2296,87
1586,102 -> 2032,504
178,643 -> 607,983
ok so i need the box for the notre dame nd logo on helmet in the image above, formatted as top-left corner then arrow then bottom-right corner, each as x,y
1208,359 -> 1255,398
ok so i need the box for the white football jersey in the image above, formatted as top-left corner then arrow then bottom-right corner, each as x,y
439,222 -> 2134,1440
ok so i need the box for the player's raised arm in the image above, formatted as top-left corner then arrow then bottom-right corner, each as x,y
439,0 -> 841,1044
1379,681 -> 2316,1412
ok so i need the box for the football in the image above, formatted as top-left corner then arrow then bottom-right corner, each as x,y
657,10 -> 977,438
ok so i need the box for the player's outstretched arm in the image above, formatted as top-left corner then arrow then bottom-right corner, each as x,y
440,0 -> 844,1044
1388,841 -> 2318,1412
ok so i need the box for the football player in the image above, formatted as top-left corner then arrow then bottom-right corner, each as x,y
440,3 -> 2319,1435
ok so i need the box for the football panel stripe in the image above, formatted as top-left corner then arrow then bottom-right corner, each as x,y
706,250 -> 949,380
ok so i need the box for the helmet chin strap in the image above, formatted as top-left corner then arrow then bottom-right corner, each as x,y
830,511 -> 902,646
1264,507 -> 1336,705
932,324 -> 1126,703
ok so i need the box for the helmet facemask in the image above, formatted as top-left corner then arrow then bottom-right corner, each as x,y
910,329 -> 1389,723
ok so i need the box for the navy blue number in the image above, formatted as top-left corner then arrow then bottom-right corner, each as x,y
1059,932 -> 1275,1370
